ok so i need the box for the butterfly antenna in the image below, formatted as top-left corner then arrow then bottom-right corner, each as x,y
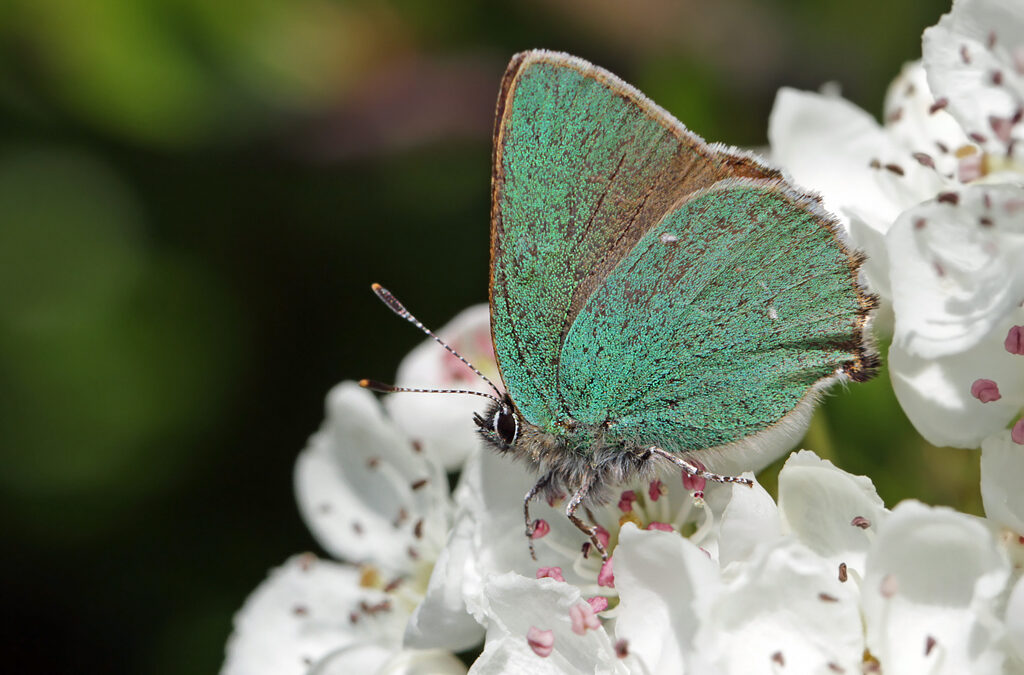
359,379 -> 503,406
366,283 -> 505,401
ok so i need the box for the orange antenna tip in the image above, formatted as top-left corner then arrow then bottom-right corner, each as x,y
360,379 -> 396,393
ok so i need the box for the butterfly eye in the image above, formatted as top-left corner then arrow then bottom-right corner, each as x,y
493,407 -> 519,445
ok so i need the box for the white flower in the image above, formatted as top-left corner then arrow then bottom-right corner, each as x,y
385,304 -> 499,470
411,442 -> 738,645
222,382 -> 474,674
771,0 -> 1024,448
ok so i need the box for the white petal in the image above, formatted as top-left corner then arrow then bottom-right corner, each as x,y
1006,574 -> 1024,664
385,304 -> 498,470
777,450 -> 886,574
613,525 -> 721,673
222,554 -> 406,675
923,0 -> 1024,160
888,184 -> 1024,358
310,644 -> 397,675
405,512 -> 485,651
846,207 -> 894,300
694,539 -> 863,674
889,306 -> 1024,448
768,87 -> 919,232
295,382 -> 450,571
452,446 -> 602,598
468,573 -> 626,675
981,429 -> 1024,532
716,476 -> 781,568
861,500 -> 1010,675
372,648 -> 467,675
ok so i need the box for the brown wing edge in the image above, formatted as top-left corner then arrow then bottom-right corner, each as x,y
662,175 -> 881,386
487,51 -> 531,397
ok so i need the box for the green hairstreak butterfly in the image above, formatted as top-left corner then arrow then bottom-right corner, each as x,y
366,50 -> 877,559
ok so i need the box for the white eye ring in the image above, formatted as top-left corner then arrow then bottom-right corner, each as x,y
492,406 -> 519,444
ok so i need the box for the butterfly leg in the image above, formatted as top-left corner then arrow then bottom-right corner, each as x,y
646,446 -> 754,488
565,471 -> 608,561
523,472 -> 553,561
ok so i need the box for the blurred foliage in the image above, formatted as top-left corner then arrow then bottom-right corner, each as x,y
0,0 -> 962,672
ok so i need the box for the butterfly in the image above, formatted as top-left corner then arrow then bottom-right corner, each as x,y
367,50 -> 877,560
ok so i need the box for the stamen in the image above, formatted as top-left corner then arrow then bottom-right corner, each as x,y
647,521 -> 674,532
648,479 -> 666,502
681,468 -> 707,493
531,519 -> 551,539
1012,420 -> 1024,445
587,596 -> 609,613
970,378 -> 1002,403
990,116 -> 1014,145
615,639 -> 629,658
618,490 -> 638,513
536,566 -> 565,582
594,525 -> 610,550
838,562 -> 848,582
929,98 -> 949,114
569,602 -> 601,635
527,627 -> 554,657
912,152 -> 936,169
1005,326 -> 1024,355
851,516 -> 871,529
598,558 -> 615,588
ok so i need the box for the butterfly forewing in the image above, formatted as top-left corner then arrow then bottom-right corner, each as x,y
490,51 -> 783,430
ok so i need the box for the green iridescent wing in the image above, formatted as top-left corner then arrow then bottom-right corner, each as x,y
490,50 -> 782,430
559,180 -> 876,454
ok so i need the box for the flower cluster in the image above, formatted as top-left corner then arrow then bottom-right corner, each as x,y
770,0 -> 1024,451
222,0 -> 1024,673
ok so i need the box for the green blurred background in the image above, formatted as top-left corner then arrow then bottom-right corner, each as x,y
0,1 -> 972,672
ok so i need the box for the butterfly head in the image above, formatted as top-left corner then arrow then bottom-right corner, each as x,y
474,394 -> 521,451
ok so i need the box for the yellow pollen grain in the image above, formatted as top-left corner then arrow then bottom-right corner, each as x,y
955,144 -> 978,158
619,512 -> 642,529
359,565 -> 381,589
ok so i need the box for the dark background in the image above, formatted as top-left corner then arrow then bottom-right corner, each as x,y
0,1 -> 974,672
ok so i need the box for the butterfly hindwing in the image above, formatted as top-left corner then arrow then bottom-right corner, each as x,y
559,179 -> 876,453
490,51 -> 782,430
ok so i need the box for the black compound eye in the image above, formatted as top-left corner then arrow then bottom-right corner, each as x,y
494,407 -> 518,445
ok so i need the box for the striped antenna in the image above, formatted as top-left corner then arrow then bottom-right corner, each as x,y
365,283 -> 504,403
